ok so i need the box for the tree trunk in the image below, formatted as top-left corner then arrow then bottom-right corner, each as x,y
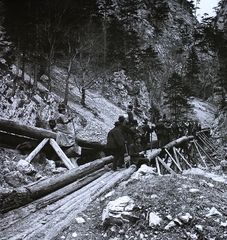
21,51 -> 26,81
1,156 -> 113,213
147,135 -> 194,160
0,166 -> 136,240
81,87 -> 86,106
33,60 -> 38,92
30,168 -> 106,211
0,117 -> 106,149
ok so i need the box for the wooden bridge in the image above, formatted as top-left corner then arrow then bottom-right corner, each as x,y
0,118 -> 220,239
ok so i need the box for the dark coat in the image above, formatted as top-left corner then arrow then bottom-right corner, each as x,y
129,142 -> 144,164
120,122 -> 136,144
106,126 -> 124,149
155,122 -> 165,135
141,123 -> 154,144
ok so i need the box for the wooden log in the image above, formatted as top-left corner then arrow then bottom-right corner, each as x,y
0,166 -> 136,240
0,117 -> 106,149
0,171 -> 114,239
156,156 -> 176,175
35,168 -> 106,210
0,130 -> 37,148
90,165 -> 136,200
192,140 -> 208,168
155,157 -> 161,176
29,155 -> 113,199
49,138 -> 74,170
25,138 -> 49,163
165,135 -> 194,149
165,149 -> 182,172
77,139 -> 106,149
147,148 -> 162,160
147,136 -> 194,161
0,117 -> 56,140
174,148 -> 192,169
1,156 -> 113,213
33,167 -> 136,240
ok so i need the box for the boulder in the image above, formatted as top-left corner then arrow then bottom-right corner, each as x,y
102,196 -> 139,227
17,159 -> 36,175
4,171 -> 30,187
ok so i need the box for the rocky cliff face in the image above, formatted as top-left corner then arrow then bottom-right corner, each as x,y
0,0 -> 222,137
98,0 -> 218,117
216,0 -> 227,32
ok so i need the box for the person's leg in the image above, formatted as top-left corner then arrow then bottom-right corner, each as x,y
117,147 -> 125,168
150,158 -> 156,167
157,135 -> 161,148
112,149 -> 118,171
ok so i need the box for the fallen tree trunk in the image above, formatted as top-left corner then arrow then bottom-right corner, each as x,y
0,117 -> 106,149
1,156 -> 113,213
35,168 -> 106,210
0,166 -> 136,240
147,136 -> 194,160
0,117 -> 56,140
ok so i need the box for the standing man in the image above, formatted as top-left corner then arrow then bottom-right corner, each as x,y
155,118 -> 165,148
106,121 -> 125,171
118,115 -> 137,157
52,103 -> 81,165
127,104 -> 134,125
139,119 -> 154,151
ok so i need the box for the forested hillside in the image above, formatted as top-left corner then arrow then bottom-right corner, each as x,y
1,2 -> 227,239
0,0 -> 227,127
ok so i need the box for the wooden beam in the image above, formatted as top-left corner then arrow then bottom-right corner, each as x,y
70,158 -> 79,168
192,140 -> 208,168
147,136 -> 194,161
35,168 -> 106,210
0,117 -> 106,150
174,148 -> 192,169
194,140 -> 216,166
25,138 -> 49,163
155,157 -> 162,176
156,156 -> 176,175
0,117 -> 56,140
1,156 -> 114,213
173,147 -> 180,166
49,138 -> 74,170
165,149 -> 182,172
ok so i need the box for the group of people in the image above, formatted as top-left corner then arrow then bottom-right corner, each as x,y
155,118 -> 202,148
106,105 -> 155,171
106,106 -> 203,171
49,103 -> 202,171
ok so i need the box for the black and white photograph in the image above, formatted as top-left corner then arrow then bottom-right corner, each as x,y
0,0 -> 227,239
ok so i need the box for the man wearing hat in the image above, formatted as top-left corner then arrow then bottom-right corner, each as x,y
127,104 -> 134,125
106,121 -> 125,171
128,134 -> 150,169
118,115 -> 137,166
127,119 -> 140,146
155,118 -> 165,148
55,103 -> 81,162
139,119 -> 154,151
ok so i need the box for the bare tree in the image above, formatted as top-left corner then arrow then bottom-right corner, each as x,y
64,21 -> 103,106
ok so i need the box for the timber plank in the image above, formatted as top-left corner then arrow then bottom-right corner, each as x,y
0,167 -> 135,240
